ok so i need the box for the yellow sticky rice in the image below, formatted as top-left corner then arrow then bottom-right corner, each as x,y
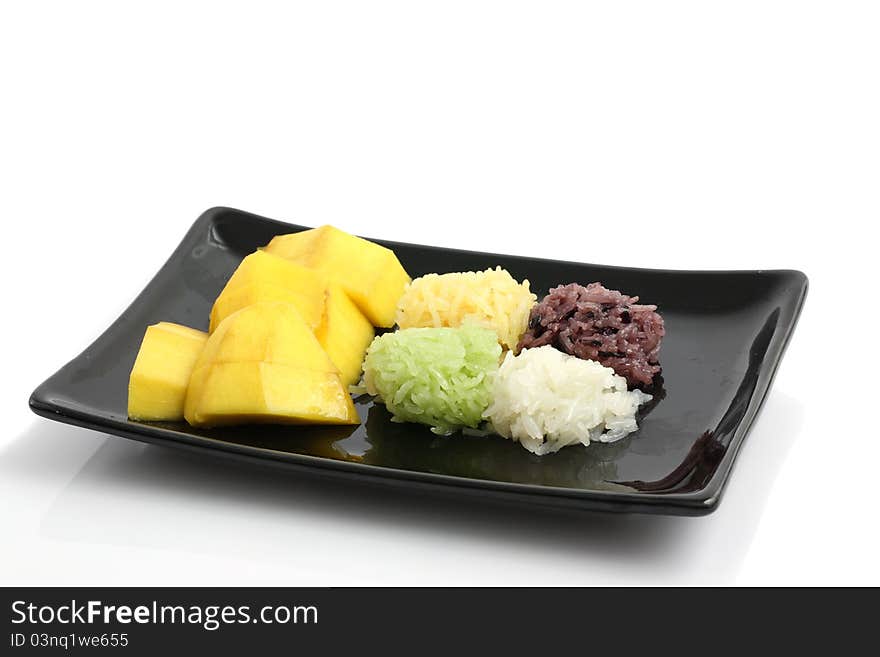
395,267 -> 537,350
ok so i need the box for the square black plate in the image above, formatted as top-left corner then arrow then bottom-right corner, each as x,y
29,207 -> 807,515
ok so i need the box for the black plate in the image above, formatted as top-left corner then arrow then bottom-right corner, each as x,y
29,207 -> 807,515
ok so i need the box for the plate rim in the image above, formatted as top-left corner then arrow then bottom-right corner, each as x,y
28,206 -> 809,517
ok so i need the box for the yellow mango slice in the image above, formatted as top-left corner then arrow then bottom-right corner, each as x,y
198,302 -> 338,371
186,363 -> 358,426
128,322 -> 208,421
210,282 -> 325,334
315,284 -> 375,386
264,225 -> 410,328
209,250 -> 327,332
185,302 -> 358,427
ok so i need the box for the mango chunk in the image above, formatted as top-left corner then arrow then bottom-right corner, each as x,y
186,363 -> 358,426
199,301 -> 337,372
316,284 -> 375,386
128,322 -> 208,421
209,250 -> 327,332
264,225 -> 410,328
185,302 -> 358,427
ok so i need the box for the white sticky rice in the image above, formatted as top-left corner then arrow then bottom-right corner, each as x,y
483,346 -> 652,455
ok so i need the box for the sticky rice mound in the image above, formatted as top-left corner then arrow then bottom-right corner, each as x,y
517,282 -> 665,388
395,267 -> 536,350
362,325 -> 502,435
484,346 -> 652,455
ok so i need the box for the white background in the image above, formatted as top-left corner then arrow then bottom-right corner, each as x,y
1,1 -> 877,586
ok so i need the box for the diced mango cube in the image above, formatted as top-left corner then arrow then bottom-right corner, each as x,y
315,284 -> 375,386
209,250 -> 327,332
199,301 -> 337,372
264,225 -> 410,328
184,302 -> 358,427
128,322 -> 208,421
186,363 -> 358,426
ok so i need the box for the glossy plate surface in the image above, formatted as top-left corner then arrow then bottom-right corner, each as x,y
30,207 -> 807,515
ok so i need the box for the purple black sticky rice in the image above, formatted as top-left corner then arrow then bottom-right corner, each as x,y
516,282 -> 665,388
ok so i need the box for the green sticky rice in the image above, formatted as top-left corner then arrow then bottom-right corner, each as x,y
362,326 -> 502,435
